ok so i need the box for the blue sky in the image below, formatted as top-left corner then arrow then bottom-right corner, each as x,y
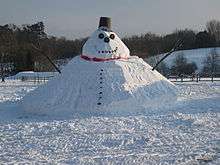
0,0 -> 219,39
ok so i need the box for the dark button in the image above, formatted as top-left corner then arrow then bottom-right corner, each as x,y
110,34 -> 115,39
104,37 -> 110,43
98,33 -> 104,39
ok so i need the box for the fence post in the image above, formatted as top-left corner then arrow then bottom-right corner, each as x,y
181,75 -> 183,82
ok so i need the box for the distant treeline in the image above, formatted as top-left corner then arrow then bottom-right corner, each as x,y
0,20 -> 219,72
123,20 -> 220,58
0,22 -> 86,72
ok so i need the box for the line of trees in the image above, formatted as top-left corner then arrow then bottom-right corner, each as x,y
123,20 -> 220,58
0,20 -> 219,74
0,22 -> 86,74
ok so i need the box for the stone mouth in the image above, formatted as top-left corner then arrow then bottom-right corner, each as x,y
97,47 -> 118,54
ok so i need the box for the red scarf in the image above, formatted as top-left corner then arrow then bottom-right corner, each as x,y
81,55 -> 128,62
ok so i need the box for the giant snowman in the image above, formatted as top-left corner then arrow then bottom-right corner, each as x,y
22,17 -> 177,116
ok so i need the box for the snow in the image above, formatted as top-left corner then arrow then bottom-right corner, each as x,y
0,80 -> 39,103
21,56 -> 177,116
82,27 -> 130,59
8,71 -> 58,80
20,26 -> 177,115
0,80 -> 219,164
0,20 -> 219,164
146,47 -> 220,72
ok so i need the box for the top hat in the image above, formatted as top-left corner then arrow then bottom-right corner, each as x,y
98,17 -> 111,29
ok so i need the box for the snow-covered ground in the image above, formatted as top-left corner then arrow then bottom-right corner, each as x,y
0,80 -> 219,164
146,47 -> 220,72
8,71 -> 58,80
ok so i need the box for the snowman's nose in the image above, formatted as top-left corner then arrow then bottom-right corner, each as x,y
104,37 -> 110,43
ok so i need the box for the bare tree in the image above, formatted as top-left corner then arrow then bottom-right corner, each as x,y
171,52 -> 197,76
202,48 -> 220,79
0,25 -> 18,81
206,20 -> 220,44
0,53 -> 5,82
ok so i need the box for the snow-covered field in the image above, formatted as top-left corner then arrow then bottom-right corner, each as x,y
0,80 -> 219,164
146,47 -> 220,72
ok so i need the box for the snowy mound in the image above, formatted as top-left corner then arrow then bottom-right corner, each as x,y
21,56 -> 177,116
22,17 -> 177,116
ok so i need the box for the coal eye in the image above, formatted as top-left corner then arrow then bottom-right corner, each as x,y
98,33 -> 104,39
104,37 -> 110,43
110,34 -> 115,39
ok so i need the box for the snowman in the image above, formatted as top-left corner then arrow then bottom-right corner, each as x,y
81,17 -> 129,61
22,17 -> 177,116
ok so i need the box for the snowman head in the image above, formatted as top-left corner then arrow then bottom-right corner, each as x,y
82,17 -> 130,61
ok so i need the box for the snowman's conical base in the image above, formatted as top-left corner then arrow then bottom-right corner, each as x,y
21,56 -> 177,116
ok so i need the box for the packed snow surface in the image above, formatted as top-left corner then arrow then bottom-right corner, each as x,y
21,56 -> 177,115
0,80 -> 219,164
8,71 -> 58,80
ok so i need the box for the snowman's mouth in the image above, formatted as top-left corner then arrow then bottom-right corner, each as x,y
97,47 -> 118,54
